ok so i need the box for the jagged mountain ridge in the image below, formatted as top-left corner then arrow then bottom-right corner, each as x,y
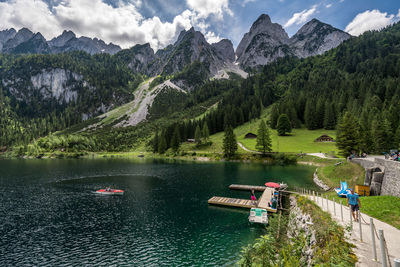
0,28 -> 121,55
236,15 -> 351,68
289,18 -> 352,58
0,15 -> 350,72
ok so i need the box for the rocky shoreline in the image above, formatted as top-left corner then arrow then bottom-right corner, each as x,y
313,168 -> 331,191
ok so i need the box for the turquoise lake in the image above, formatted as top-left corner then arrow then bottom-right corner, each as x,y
0,159 -> 316,266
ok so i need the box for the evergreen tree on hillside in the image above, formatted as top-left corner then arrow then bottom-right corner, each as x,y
336,112 -> 360,157
270,105 -> 279,129
395,125 -> 400,149
256,120 -> 272,155
170,125 -> 181,152
372,119 -> 393,153
304,99 -> 318,130
277,114 -> 292,136
202,123 -> 210,142
152,129 -> 159,153
158,132 -> 167,154
316,98 -> 325,129
195,125 -> 202,145
323,101 -> 336,130
223,126 -> 237,158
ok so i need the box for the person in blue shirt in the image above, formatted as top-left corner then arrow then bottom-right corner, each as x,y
347,189 -> 361,222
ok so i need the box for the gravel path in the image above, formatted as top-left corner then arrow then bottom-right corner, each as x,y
237,142 -> 261,154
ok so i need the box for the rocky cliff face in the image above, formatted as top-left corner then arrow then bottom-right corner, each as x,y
212,39 -> 235,62
30,69 -> 84,103
236,14 -> 291,68
289,19 -> 351,58
4,68 -> 88,104
236,15 -> 352,69
115,43 -> 156,75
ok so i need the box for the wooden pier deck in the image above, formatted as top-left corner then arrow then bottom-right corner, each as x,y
208,184 -> 279,212
208,196 -> 256,209
257,187 -> 275,210
208,188 -> 277,212
229,184 -> 266,191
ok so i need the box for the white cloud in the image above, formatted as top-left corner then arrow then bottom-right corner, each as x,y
204,31 -> 222,44
241,0 -> 256,7
284,5 -> 317,28
345,9 -> 399,36
0,0 -> 60,37
186,0 -> 233,20
325,4 -> 332,8
0,0 -> 227,51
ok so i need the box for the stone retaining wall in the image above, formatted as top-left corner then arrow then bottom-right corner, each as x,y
351,158 -> 400,197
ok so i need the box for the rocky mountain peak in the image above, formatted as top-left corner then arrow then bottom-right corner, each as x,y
2,28 -> 34,52
212,39 -> 235,62
290,18 -> 351,58
116,43 -> 156,75
0,28 -> 17,50
236,14 -> 290,68
250,14 -> 272,31
32,32 -> 46,41
49,30 -> 76,47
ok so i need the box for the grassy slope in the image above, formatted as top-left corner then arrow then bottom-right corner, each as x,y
298,157 -> 400,230
181,109 -> 338,155
307,157 -> 400,230
317,161 -> 365,189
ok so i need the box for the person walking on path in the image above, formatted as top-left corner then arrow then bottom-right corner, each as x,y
347,188 -> 361,222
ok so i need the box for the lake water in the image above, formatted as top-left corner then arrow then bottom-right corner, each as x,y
0,159 -> 316,266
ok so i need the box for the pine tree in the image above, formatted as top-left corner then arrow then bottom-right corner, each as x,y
158,132 -> 167,154
152,129 -> 159,153
304,99 -> 317,130
270,104 -> 279,129
395,125 -> 400,149
195,125 -> 202,145
336,112 -> 360,157
170,125 -> 181,152
256,120 -> 272,154
277,114 -> 292,136
202,123 -> 210,142
223,126 -> 237,158
316,98 -> 325,129
323,101 -> 336,130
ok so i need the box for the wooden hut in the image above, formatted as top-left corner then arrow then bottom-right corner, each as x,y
314,135 -> 335,142
244,133 -> 257,139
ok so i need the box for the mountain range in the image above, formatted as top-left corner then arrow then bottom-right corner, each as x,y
0,14 -> 351,73
0,28 -> 121,55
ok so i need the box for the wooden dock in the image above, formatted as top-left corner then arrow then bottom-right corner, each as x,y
208,184 -> 279,212
229,184 -> 266,191
208,188 -> 277,213
208,196 -> 256,209
257,187 -> 275,210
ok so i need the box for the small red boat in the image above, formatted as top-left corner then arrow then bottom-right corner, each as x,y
95,188 -> 124,195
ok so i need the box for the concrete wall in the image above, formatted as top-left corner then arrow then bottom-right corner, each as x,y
351,158 -> 400,197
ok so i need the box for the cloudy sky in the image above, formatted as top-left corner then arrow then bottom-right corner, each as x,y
0,0 -> 399,50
